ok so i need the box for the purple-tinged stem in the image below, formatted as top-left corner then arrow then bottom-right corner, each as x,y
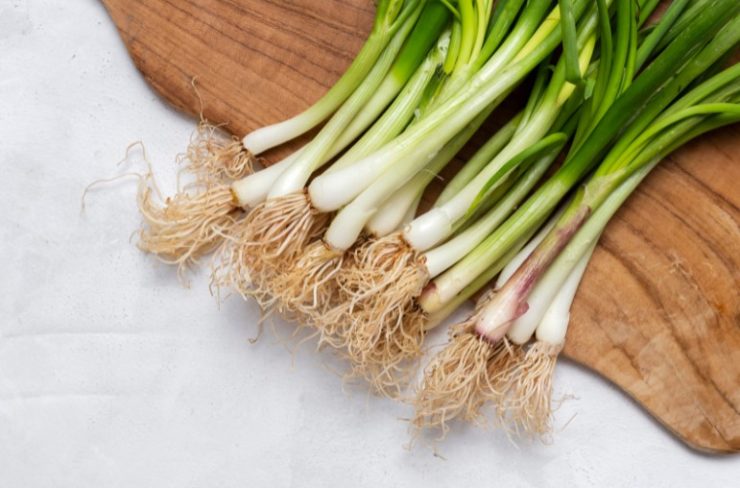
474,203 -> 592,342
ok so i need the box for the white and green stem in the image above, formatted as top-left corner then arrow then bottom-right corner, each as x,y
266,8 -> 422,198
232,8 -> 450,207
241,0 -> 419,155
423,150 -> 558,279
307,0 -> 566,218
403,33 -> 596,253
475,99 -> 740,342
322,99 -> 501,251
505,161 -> 657,346
434,111 -> 523,206
365,99 -> 517,237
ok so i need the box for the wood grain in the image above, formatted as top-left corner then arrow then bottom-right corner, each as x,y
101,0 -> 740,453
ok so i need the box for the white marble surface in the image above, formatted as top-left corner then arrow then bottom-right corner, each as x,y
1,1 -> 738,486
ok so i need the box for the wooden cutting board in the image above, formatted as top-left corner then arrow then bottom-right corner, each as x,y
102,0 -> 739,453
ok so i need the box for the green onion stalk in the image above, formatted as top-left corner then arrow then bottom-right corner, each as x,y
304,3 -> 592,321
362,0 -> 539,239
307,0 -> 572,223
252,1 -> 562,328
416,88 -> 740,439
135,0 -> 439,274
424,0 -> 523,111
479,91 -> 740,342
139,1 -> 449,280
218,6 -> 458,308
260,27 -> 459,324
365,110 -> 525,239
448,78 -> 740,438
312,11 -> 599,395
420,0 -> 739,316
299,0 -> 575,292
473,17 -> 740,345
268,96 -> 515,352
413,2 -> 740,436
242,0 -> 423,155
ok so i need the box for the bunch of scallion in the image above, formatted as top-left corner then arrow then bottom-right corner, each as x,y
413,0 -> 740,436
129,0 -> 739,439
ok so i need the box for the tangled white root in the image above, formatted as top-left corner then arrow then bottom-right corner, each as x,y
310,300 -> 355,350
283,234 -> 430,395
269,240 -> 345,324
342,233 -> 428,307
338,233 -> 429,372
345,304 -> 429,398
86,118 -> 252,284
214,191 -> 329,310
182,120 -> 254,182
137,175 -> 242,279
502,341 -> 562,438
412,288 -> 525,437
412,324 -> 521,436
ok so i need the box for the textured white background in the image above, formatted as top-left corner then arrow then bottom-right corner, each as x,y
1,1 -> 738,487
